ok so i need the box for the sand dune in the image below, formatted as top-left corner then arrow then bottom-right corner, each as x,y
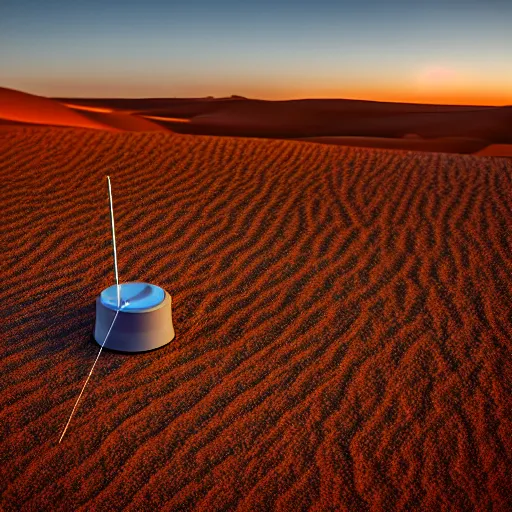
0,88 -> 113,130
296,135 -> 489,154
0,88 -> 504,152
53,96 -> 242,113
62,103 -> 113,113
60,96 -> 510,142
179,101 -> 511,141
74,109 -> 171,132
475,144 -> 512,157
142,115 -> 191,124
0,88 -> 170,133
1,126 -> 511,511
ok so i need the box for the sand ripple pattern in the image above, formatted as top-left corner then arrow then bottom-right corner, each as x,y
1,127 -> 511,511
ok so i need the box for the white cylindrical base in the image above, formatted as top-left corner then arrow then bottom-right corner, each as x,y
94,282 -> 174,352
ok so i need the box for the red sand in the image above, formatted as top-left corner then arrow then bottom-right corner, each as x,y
56,94 -> 512,153
0,88 -> 170,133
0,88 -> 113,131
62,103 -> 114,113
3,87 -> 511,153
475,144 -> 512,157
296,136 -> 488,154
75,109 -> 171,132
142,114 -> 192,123
182,101 -> 511,142
1,126 -> 511,511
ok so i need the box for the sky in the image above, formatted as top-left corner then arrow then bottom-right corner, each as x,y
1,0 -> 511,104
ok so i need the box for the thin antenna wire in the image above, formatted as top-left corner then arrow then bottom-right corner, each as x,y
59,176 -> 123,443
107,176 -> 120,309
59,309 -> 120,443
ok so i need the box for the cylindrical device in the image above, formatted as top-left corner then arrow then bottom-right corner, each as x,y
94,282 -> 174,352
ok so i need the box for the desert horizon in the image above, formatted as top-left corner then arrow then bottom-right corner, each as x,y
4,72 -> 511,108
2,86 -> 512,157
48,91 -> 512,108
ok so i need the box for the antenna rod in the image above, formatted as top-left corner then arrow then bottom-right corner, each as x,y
58,176 -> 123,443
58,309 -> 120,443
107,176 -> 120,309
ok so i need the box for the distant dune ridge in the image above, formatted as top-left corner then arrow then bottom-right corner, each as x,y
1,87 -> 511,155
0,88 -> 114,131
1,126 -> 511,510
0,88 -> 166,132
56,94 -> 512,155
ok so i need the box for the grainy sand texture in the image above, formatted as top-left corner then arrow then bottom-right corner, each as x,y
1,124 -> 511,511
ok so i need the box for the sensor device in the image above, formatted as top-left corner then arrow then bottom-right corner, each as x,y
94,282 -> 174,352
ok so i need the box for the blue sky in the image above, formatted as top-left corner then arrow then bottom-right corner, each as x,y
1,0 -> 511,103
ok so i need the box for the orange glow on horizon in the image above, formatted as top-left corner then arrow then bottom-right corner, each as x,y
58,88 -> 512,106
249,83 -> 512,106
308,92 -> 512,107
21,82 -> 512,107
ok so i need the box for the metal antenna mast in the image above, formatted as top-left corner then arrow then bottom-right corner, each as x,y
108,176 -> 121,309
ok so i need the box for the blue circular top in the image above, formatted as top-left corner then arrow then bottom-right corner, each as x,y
100,282 -> 165,312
